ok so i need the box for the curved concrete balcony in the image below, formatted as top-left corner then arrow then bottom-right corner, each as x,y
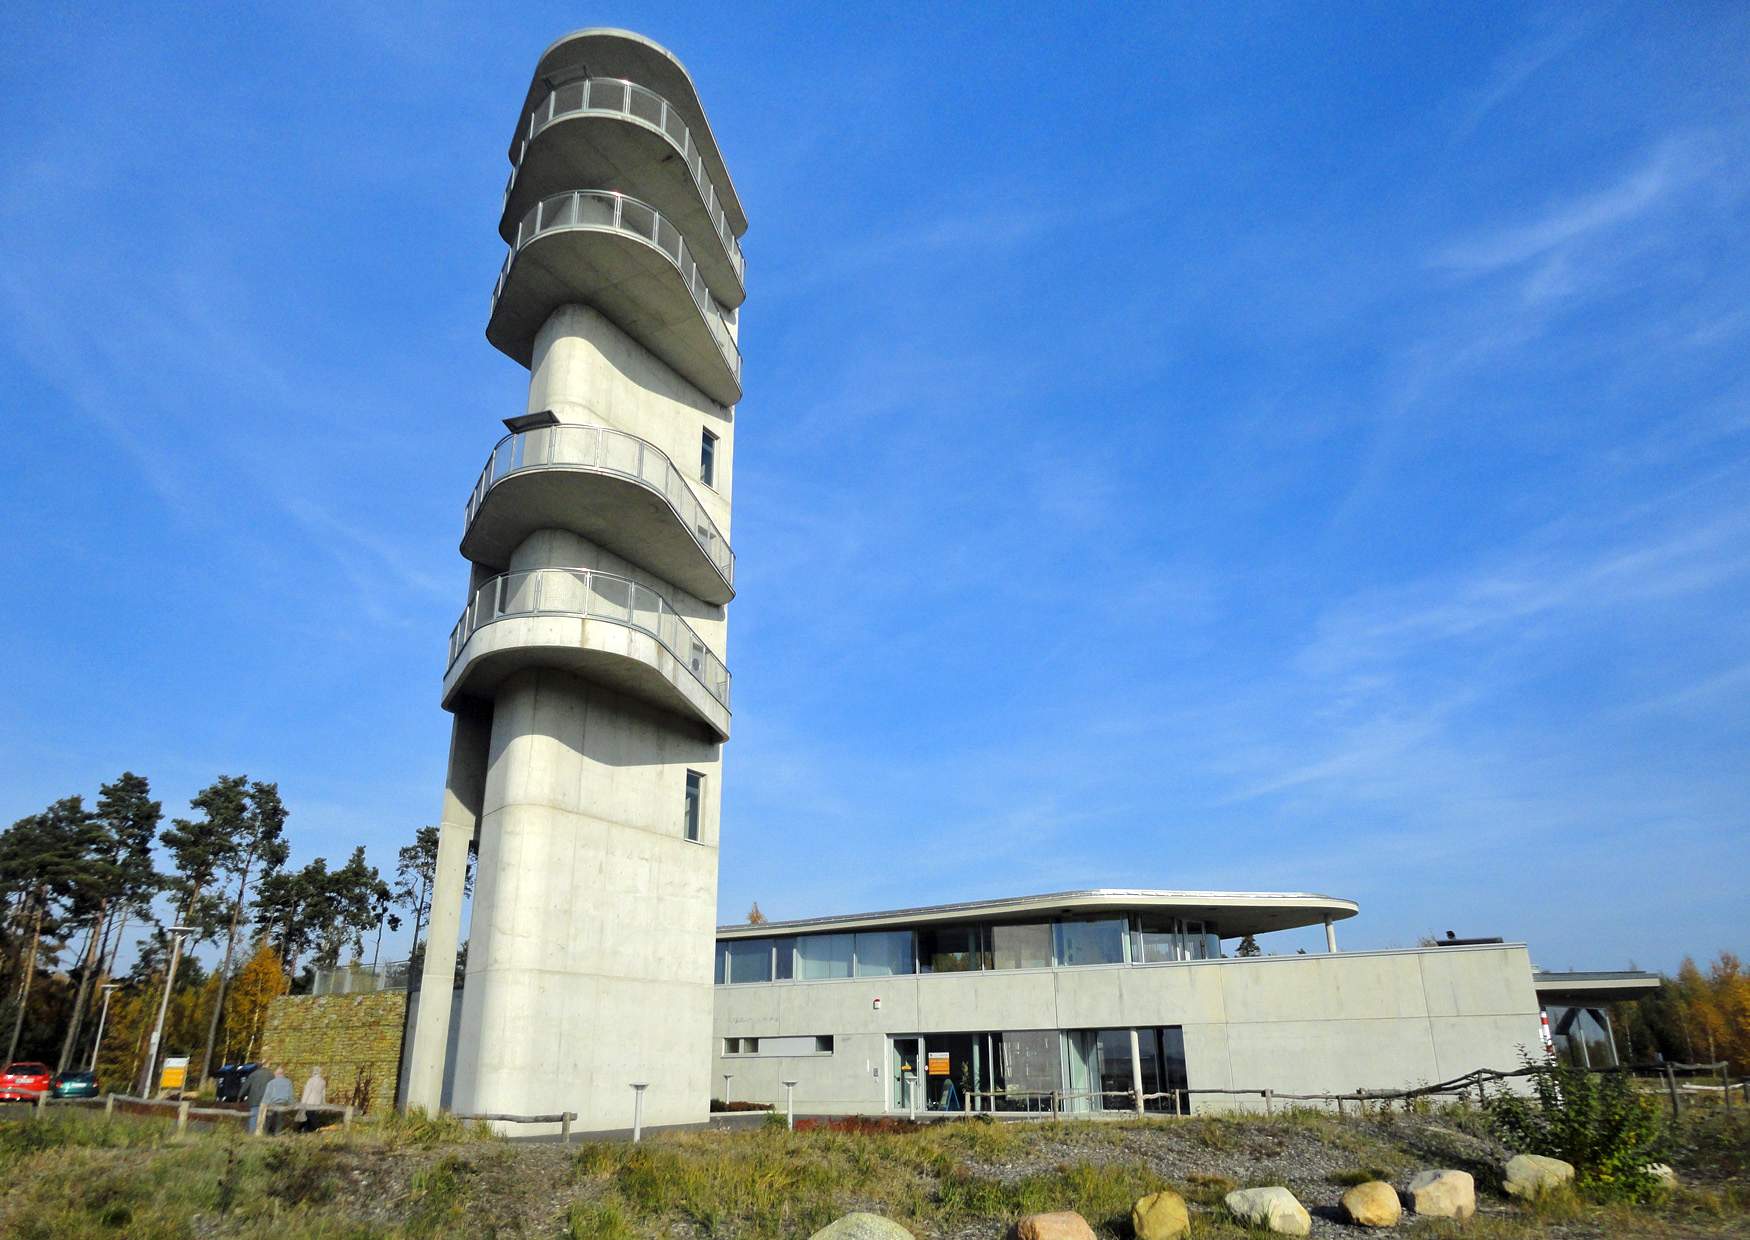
504,76 -> 745,303
488,189 -> 742,405
444,568 -> 730,739
462,424 -> 734,605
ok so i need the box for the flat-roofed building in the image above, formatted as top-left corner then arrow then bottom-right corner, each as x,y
712,890 -> 1547,1115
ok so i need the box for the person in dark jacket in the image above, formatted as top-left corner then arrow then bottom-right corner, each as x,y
244,1062 -> 275,1133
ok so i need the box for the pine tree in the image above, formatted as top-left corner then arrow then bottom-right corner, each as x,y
196,780 -> 289,1087
0,797 -> 102,1062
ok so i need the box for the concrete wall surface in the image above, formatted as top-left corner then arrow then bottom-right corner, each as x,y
710,944 -> 1545,1114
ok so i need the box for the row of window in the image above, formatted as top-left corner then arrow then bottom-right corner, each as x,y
722,1035 -> 834,1057
713,917 -> 1222,985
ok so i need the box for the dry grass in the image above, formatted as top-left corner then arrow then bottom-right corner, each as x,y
0,1105 -> 1743,1238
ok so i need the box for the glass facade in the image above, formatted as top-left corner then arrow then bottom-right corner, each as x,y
883,1027 -> 1188,1114
797,933 -> 853,979
715,911 -> 1237,985
1054,918 -> 1128,967
854,931 -> 915,976
990,922 -> 1053,970
918,925 -> 989,973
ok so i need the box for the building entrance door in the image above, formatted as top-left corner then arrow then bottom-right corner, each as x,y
890,1037 -> 920,1113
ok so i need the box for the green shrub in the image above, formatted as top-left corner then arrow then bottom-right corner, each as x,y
1487,1055 -> 1667,1201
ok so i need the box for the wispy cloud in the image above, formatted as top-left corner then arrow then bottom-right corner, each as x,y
1434,140 -> 1705,275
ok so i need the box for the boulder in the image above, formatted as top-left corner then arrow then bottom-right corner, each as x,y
1406,1169 -> 1475,1219
1339,1180 -> 1402,1227
1502,1153 -> 1575,1199
808,1213 -> 915,1240
1224,1186 -> 1312,1236
1010,1212 -> 1096,1240
1131,1189 -> 1191,1240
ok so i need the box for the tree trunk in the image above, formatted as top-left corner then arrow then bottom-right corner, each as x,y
5,895 -> 45,1064
196,855 -> 255,1088
57,902 -> 108,1073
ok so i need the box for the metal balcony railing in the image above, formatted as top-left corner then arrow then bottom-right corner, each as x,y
506,75 -> 745,285
493,189 -> 742,388
447,567 -> 731,709
465,424 -> 733,590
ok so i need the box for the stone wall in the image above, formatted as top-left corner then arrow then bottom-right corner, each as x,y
259,990 -> 408,1114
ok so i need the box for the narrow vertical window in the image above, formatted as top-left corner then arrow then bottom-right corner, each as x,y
700,429 -> 717,487
684,769 -> 704,842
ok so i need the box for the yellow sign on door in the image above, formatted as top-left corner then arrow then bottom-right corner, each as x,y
927,1052 -> 951,1076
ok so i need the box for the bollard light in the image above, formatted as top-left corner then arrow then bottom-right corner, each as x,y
781,1079 -> 799,1131
629,1082 -> 649,1144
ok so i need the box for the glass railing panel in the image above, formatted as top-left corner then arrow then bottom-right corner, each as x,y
619,199 -> 656,242
628,83 -> 663,128
575,191 -> 616,228
591,573 -> 633,623
655,216 -> 683,263
554,80 -> 585,114
588,79 -> 626,112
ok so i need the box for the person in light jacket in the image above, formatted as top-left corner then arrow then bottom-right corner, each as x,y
297,1066 -> 327,1132
260,1066 -> 294,1135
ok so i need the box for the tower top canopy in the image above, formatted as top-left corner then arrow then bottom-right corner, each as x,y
511,27 -> 747,237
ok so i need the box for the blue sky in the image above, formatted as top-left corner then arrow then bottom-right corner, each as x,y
2,4 -> 1746,975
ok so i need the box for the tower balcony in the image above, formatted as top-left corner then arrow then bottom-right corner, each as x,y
462,423 -> 734,605
444,568 -> 731,739
503,76 -> 745,303
488,189 -> 742,405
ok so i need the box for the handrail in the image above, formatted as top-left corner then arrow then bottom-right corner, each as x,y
464,424 -> 733,590
447,567 -> 731,710
508,76 -> 745,286
493,188 -> 741,387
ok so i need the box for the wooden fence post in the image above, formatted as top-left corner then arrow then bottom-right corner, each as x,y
104,1093 -> 116,1120
343,1105 -> 355,1130
176,1100 -> 190,1136
1264,1089 -> 1273,1116
561,1111 -> 572,1144
1664,1066 -> 1681,1119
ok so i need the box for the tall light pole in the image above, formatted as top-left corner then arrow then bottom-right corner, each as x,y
138,926 -> 194,1098
88,982 -> 121,1073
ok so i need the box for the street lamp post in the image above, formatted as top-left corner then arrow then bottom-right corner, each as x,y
88,982 -> 121,1073
138,926 -> 194,1098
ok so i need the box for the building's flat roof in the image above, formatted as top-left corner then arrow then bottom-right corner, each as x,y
1532,970 -> 1662,1005
512,28 -> 747,236
717,888 -> 1360,940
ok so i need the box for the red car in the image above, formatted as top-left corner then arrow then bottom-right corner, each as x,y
0,1061 -> 53,1101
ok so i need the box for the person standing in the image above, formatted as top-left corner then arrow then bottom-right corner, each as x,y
243,1062 -> 274,1134
297,1066 -> 327,1132
261,1066 -> 294,1135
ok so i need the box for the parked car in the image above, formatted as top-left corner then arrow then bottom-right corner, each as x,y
0,1062 -> 53,1102
213,1062 -> 260,1103
51,1070 -> 98,1099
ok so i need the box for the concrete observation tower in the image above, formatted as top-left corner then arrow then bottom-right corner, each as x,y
404,29 -> 747,1132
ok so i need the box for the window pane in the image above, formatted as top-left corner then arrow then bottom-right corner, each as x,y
854,931 -> 914,977
991,923 -> 1052,969
772,937 -> 794,981
1055,919 -> 1126,967
918,925 -> 986,973
684,770 -> 702,841
1134,915 -> 1180,964
713,944 -> 724,985
725,938 -> 770,984
700,430 -> 716,486
796,933 -> 852,979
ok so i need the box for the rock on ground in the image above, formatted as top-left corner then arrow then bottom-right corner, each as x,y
1010,1211 -> 1096,1240
1224,1185 -> 1312,1236
1503,1153 -> 1575,1199
1406,1169 -> 1476,1219
1131,1189 -> 1190,1240
1647,1163 -> 1680,1189
808,1212 -> 916,1239
1339,1180 -> 1402,1227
